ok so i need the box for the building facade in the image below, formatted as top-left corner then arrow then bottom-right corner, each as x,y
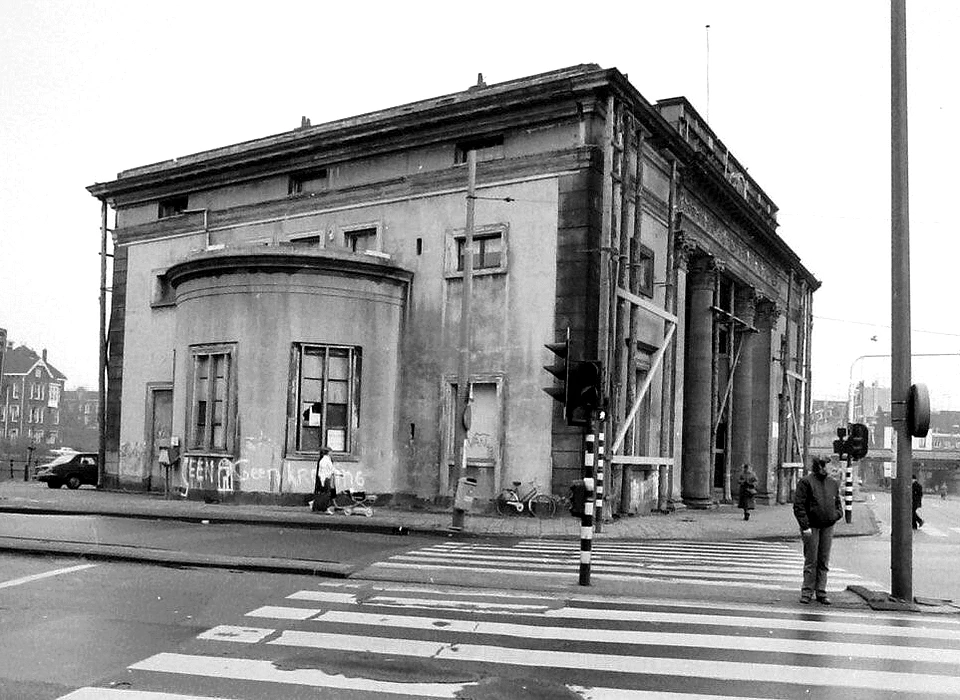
0,345 -> 66,451
88,65 -> 817,510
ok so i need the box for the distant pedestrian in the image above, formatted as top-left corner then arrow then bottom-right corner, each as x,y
940,482 -> 948,500
793,457 -> 842,605
737,463 -> 758,521
912,475 -> 924,529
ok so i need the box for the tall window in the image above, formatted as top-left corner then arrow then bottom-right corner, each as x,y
635,244 -> 655,298
294,345 -> 361,453
189,344 -> 236,452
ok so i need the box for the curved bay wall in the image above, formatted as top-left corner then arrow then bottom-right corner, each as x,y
167,250 -> 411,502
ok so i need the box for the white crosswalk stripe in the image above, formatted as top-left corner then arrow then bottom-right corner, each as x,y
58,580 -> 960,699
367,538 -> 883,591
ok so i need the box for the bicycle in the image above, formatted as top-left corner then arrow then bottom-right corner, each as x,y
495,481 -> 557,518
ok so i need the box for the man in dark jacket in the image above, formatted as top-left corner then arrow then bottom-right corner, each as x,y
793,457 -> 842,605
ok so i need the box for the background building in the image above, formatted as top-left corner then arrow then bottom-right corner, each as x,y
0,343 -> 67,463
88,65 -> 817,510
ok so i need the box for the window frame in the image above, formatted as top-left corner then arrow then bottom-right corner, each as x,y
445,224 -> 508,279
288,343 -> 362,457
454,135 -> 505,164
186,343 -> 238,455
158,195 -> 189,219
342,224 -> 380,253
288,167 -> 329,196
635,243 -> 655,298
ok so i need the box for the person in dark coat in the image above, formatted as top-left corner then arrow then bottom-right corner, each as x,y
737,463 -> 758,521
912,475 -> 924,529
793,457 -> 842,605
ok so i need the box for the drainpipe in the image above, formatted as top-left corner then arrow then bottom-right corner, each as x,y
182,209 -> 210,247
98,198 -> 108,488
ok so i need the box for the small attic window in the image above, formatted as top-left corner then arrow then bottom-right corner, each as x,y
158,195 -> 188,219
289,168 -> 329,195
454,135 -> 504,164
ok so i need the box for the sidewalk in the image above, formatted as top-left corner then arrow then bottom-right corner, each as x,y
0,480 -> 879,541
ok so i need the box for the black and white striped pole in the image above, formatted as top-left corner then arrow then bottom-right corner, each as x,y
579,428 -> 596,586
844,455 -> 854,524
594,414 -> 606,533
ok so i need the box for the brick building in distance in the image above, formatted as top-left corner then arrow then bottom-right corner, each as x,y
0,344 -> 66,456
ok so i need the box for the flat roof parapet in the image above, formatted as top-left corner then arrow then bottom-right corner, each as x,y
656,97 -> 779,228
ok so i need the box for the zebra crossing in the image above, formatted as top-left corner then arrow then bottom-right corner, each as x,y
878,525 -> 960,539
58,580 -> 960,699
365,538 -> 883,591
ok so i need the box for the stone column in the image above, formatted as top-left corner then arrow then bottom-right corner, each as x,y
681,254 -> 715,508
750,298 -> 779,504
730,286 -> 756,475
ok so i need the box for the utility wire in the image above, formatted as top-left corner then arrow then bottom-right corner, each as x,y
814,315 -> 960,338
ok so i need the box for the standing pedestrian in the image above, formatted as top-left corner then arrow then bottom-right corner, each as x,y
912,475 -> 924,529
737,463 -> 758,521
793,457 -> 842,605
939,482 -> 948,500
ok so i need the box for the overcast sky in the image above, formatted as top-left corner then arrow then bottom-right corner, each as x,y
2,1 -> 957,406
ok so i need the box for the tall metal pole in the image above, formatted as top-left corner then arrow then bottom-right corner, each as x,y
451,150 -> 476,531
99,198 -> 108,489
891,0 -> 913,601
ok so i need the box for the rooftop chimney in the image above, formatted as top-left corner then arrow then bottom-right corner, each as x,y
42,348 -> 47,362
300,116 -> 311,128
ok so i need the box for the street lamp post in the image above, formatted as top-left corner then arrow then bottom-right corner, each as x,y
451,149 -> 477,531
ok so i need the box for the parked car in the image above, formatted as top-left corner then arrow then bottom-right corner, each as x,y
34,452 -> 98,489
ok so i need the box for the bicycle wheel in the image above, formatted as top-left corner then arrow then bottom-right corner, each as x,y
496,490 -> 518,516
529,494 -> 557,518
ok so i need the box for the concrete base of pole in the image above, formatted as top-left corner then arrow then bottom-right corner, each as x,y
450,508 -> 465,531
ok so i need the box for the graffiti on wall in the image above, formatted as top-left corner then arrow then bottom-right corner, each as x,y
118,442 -> 146,477
180,455 -> 242,497
179,452 -> 366,497
281,463 -> 366,493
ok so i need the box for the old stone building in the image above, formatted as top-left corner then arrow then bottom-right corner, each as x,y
87,64 -> 817,511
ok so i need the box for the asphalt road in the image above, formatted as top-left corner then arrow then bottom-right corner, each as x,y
0,512 -> 430,570
0,554 -> 340,699
4,552 -> 959,700
831,491 -> 960,602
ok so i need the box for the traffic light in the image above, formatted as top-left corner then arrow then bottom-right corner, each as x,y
833,427 -> 847,456
848,422 -> 869,460
543,329 -> 571,421
569,360 -> 602,426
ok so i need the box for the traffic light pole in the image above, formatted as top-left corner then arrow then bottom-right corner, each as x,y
843,454 -> 853,524
890,0 -> 913,602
